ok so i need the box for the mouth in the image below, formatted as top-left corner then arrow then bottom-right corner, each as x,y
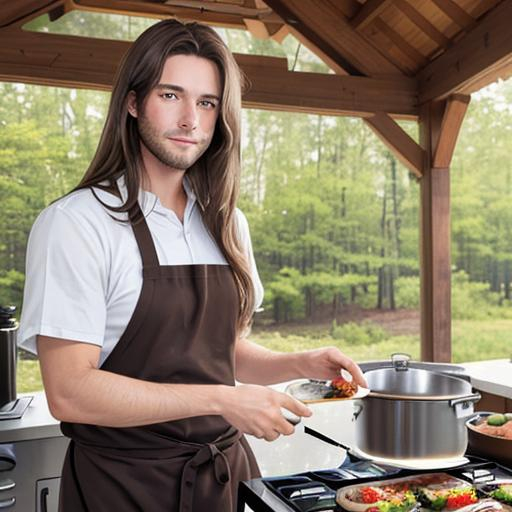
168,137 -> 198,146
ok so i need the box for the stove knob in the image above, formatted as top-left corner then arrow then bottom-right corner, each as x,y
0,445 -> 15,472
0,497 -> 15,509
0,479 -> 14,492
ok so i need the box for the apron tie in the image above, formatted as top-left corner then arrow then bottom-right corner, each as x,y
179,432 -> 239,512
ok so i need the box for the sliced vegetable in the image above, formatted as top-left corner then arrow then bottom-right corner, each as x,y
487,414 -> 507,426
361,487 -> 382,504
444,489 -> 478,510
491,484 -> 512,505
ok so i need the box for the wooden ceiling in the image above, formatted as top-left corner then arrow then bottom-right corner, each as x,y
0,0 -> 511,120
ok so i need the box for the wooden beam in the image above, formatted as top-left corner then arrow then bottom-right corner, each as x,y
0,0 -> 65,29
350,0 -> 391,30
71,0 -> 281,29
0,29 -> 419,118
430,0 -> 475,30
418,0 -> 512,103
243,18 -> 287,40
419,100 -> 451,363
365,112 -> 424,177
373,18 -> 428,68
433,94 -> 470,168
264,0 -> 404,76
394,0 -> 450,49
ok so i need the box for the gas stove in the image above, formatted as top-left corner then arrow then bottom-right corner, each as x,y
238,451 -> 512,512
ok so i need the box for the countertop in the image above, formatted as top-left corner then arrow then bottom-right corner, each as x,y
0,391 -> 61,443
461,358 -> 512,399
1,359 -> 510,475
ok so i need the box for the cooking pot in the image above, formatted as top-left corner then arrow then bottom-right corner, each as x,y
353,354 -> 480,460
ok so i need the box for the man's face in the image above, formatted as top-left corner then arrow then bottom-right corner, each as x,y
132,54 -> 222,171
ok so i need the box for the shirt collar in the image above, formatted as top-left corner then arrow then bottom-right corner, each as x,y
115,174 -> 197,217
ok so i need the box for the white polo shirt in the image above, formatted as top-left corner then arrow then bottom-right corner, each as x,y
19,177 -> 264,366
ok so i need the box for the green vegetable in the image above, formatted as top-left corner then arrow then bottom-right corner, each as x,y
374,491 -> 417,512
418,488 -> 447,510
487,414 -> 507,426
492,484 -> 512,505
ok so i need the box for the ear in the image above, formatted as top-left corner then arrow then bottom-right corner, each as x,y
126,91 -> 138,118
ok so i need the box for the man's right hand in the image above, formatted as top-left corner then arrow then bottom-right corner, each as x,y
219,384 -> 312,441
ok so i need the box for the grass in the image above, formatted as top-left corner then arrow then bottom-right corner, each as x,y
16,318 -> 512,392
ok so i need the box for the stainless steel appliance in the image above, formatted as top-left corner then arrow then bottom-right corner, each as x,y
238,452 -> 512,512
0,306 -> 18,408
0,305 -> 32,421
0,393 -> 69,511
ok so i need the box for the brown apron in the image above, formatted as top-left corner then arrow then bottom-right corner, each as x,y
59,202 -> 260,512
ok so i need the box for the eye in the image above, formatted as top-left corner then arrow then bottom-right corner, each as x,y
199,100 -> 217,109
161,92 -> 178,100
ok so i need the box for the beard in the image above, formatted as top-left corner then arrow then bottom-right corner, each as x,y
137,112 -> 211,171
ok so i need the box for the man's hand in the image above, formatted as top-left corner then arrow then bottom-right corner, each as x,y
219,385 -> 312,442
297,347 -> 368,388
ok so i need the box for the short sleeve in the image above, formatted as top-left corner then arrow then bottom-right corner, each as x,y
235,208 -> 264,311
18,202 -> 108,355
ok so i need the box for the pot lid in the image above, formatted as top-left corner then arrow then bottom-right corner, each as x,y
364,367 -> 473,400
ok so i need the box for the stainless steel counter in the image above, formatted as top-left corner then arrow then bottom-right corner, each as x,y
0,392 -> 62,443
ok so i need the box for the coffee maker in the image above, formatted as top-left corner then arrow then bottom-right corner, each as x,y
0,305 -> 32,419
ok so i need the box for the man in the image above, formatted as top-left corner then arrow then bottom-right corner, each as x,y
19,19 -> 367,512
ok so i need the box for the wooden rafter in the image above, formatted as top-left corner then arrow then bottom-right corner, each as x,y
433,94 -> 470,168
365,112 -> 424,177
350,0 -> 391,30
430,0 -> 475,30
243,18 -> 288,42
70,0 -> 282,29
0,0 -> 65,28
418,0 -> 512,103
373,18 -> 428,68
393,0 -> 450,49
0,28 -> 418,118
264,0 -> 404,77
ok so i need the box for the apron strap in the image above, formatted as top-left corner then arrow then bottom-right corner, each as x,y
129,203 -> 160,268
180,444 -> 233,512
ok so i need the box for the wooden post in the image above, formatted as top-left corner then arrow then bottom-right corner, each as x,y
419,100 -> 449,362
419,95 -> 469,362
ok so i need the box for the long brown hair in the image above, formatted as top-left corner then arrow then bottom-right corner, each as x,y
74,19 -> 254,334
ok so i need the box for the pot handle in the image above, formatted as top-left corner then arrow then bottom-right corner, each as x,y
449,393 -> 481,419
352,403 -> 363,421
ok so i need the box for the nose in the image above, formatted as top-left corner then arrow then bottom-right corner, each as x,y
178,101 -> 198,131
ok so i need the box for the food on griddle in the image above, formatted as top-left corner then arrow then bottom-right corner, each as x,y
337,473 -> 484,512
341,484 -> 417,512
472,413 -> 512,440
487,414 -> 508,427
417,487 -> 478,510
491,485 -> 512,505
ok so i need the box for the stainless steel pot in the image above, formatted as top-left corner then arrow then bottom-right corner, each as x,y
353,354 -> 480,460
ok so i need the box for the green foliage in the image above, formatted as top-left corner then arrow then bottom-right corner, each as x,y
395,276 -> 420,308
0,270 -> 25,310
451,270 -> 510,320
331,320 -> 389,345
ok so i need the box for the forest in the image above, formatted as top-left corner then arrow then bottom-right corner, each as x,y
1,11 -> 512,370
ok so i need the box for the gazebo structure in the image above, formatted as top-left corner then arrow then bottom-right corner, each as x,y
1,0 -> 511,362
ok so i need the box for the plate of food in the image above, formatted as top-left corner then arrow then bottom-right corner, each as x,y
336,472 -> 494,512
478,481 -> 512,511
285,376 -> 370,404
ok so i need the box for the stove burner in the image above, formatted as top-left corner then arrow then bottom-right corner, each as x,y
238,456 -> 512,512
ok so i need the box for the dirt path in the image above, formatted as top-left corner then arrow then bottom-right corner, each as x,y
253,306 -> 420,336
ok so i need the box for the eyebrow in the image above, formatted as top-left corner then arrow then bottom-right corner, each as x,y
155,83 -> 221,102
